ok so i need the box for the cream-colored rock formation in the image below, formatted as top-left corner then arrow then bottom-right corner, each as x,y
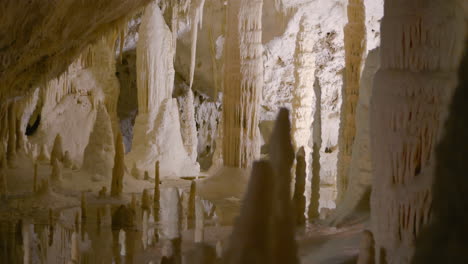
370,0 -> 466,263
222,0 -> 263,169
336,0 -> 367,202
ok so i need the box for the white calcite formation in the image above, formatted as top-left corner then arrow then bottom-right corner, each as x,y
329,48 -> 380,225
82,104 -> 115,179
336,0 -> 367,202
127,2 -> 199,177
370,0 -> 466,263
177,87 -> 199,164
291,17 -> 315,173
222,0 -> 263,169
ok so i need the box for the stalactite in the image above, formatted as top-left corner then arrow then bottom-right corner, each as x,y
50,134 -> 63,164
370,1 -> 466,263
336,0 -> 367,202
111,132 -> 125,197
291,17 -> 315,175
222,0 -> 263,168
188,0 -> 207,89
293,146 -> 306,225
82,104 -> 115,179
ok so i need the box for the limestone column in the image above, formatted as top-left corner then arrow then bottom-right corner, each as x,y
336,0 -> 366,202
370,0 -> 465,263
222,0 -> 263,168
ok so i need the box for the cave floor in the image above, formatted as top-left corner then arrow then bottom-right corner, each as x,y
0,152 -> 366,263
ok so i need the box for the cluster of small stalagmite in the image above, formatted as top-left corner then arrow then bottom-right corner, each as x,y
336,0 -> 366,202
222,0 -> 263,169
370,0 -> 466,262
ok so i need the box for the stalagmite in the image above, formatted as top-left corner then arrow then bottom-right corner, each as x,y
81,192 -> 87,220
224,161 -> 274,264
222,0 -> 263,168
128,1 -> 199,177
336,0 -> 366,202
111,132 -> 125,197
292,147 -> 306,225
63,151 -> 73,169
50,158 -> 62,182
82,104 -> 115,179
268,108 -> 299,264
188,180 -> 197,229
308,79 -> 322,221
37,144 -> 50,162
225,108 -> 299,263
328,48 -> 380,226
50,134 -> 64,164
142,189 -> 150,211
177,88 -> 199,163
131,162 -> 141,180
291,16 -> 315,175
370,0 -> 466,263
154,161 -> 161,220
357,230 -> 375,264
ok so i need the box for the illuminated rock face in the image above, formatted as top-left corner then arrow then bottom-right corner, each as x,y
370,0 -> 466,263
222,0 -> 263,169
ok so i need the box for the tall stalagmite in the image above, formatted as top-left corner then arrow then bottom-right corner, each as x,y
308,79 -> 322,221
111,132 -> 125,197
291,17 -> 315,172
50,134 -> 64,164
127,2 -> 198,177
337,0 -> 366,202
370,0 -> 466,263
222,0 -> 264,168
82,104 -> 115,179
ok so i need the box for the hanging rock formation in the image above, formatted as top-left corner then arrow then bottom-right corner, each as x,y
111,132 -> 125,197
127,2 -> 199,177
370,0 -> 466,263
337,0 -> 367,202
222,0 -> 264,168
82,104 -> 115,179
